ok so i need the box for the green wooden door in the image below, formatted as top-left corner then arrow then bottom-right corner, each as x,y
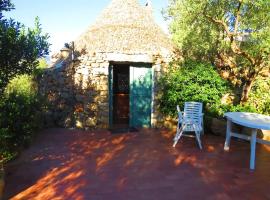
130,64 -> 152,128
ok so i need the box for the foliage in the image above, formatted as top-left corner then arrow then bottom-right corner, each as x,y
159,61 -> 270,119
207,102 -> 257,118
0,1 -> 49,162
166,0 -> 270,103
0,75 -> 44,162
0,0 -> 14,12
33,58 -> 49,77
0,0 -> 50,93
159,61 -> 231,117
37,58 -> 48,69
247,77 -> 270,115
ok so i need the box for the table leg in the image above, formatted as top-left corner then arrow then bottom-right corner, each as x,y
250,129 -> 257,170
224,119 -> 232,151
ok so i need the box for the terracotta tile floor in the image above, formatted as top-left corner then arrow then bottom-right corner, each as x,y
4,128 -> 270,200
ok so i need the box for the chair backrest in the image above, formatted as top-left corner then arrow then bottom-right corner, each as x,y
183,102 -> 203,125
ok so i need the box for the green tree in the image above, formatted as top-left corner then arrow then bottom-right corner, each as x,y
166,0 -> 270,103
0,0 -> 50,93
0,0 -> 13,12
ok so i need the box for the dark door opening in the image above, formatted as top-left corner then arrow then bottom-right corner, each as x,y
112,64 -> 130,128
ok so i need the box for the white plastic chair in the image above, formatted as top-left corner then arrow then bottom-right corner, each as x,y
173,102 -> 204,149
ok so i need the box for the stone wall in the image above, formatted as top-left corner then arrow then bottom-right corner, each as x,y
39,52 -> 110,129
39,51 -> 172,129
151,55 -> 173,128
74,52 -> 110,129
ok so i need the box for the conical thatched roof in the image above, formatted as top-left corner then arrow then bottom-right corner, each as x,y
75,0 -> 174,57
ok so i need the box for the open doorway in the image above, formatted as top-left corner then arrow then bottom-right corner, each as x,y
109,62 -> 153,131
112,64 -> 130,128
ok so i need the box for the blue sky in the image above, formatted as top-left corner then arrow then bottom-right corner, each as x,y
5,0 -> 169,54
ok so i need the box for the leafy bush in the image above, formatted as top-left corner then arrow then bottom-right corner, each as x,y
0,75 -> 43,161
158,60 -> 270,120
208,103 -> 257,118
247,77 -> 270,115
33,58 -> 49,77
158,61 -> 231,117
209,77 -> 270,117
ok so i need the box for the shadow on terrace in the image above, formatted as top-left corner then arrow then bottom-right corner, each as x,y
4,128 -> 270,199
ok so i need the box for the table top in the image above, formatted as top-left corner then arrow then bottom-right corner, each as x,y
224,112 -> 270,130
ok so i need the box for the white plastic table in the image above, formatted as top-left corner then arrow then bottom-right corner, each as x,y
224,112 -> 270,170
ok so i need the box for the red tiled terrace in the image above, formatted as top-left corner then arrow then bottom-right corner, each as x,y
4,128 -> 270,200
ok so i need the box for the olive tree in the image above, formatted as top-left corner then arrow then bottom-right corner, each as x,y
166,0 -> 270,103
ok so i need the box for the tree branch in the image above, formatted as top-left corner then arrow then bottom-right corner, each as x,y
230,41 -> 255,64
203,8 -> 256,65
215,52 -> 242,82
234,0 -> 243,35
203,12 -> 233,37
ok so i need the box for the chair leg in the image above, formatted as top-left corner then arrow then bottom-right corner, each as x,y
195,131 -> 202,150
173,126 -> 184,147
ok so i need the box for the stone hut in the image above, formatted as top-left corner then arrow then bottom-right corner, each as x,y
39,0 -> 176,129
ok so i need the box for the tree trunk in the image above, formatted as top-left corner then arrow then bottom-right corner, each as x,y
240,79 -> 254,103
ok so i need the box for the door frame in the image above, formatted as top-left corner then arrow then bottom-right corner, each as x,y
109,64 -> 113,128
109,62 -> 153,128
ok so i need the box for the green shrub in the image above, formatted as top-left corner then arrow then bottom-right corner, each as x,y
158,61 -> 231,117
33,58 -> 49,77
208,103 -> 257,118
0,75 -> 43,161
158,60 -> 270,120
247,77 -> 270,115
4,75 -> 36,100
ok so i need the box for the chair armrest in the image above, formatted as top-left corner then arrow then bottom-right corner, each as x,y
177,112 -> 184,124
178,111 -> 184,118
